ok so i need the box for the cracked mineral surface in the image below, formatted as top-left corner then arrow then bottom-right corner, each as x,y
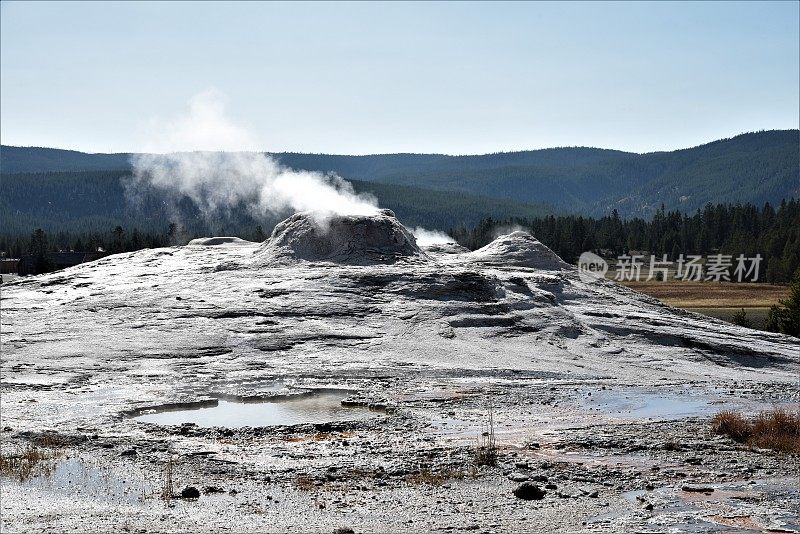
1,211 -> 798,533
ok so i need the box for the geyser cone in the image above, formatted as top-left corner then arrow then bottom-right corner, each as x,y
470,231 -> 569,270
258,209 -> 425,265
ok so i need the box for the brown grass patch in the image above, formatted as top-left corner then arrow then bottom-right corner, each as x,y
161,455 -> 175,501
284,431 -> 354,443
712,408 -> 800,453
295,475 -> 317,491
474,400 -> 497,466
622,281 -> 789,308
405,468 -> 465,486
32,433 -> 74,448
0,444 -> 63,482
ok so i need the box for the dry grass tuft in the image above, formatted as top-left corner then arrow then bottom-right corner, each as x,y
0,444 -> 62,482
405,469 -> 465,487
161,455 -> 175,501
32,433 -> 73,449
711,411 -> 752,442
284,431 -> 354,443
751,409 -> 800,453
474,399 -> 497,466
295,475 -> 316,491
712,408 -> 800,453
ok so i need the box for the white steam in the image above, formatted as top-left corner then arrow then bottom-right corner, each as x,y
491,224 -> 529,239
411,227 -> 454,246
128,90 -> 378,223
137,90 -> 258,153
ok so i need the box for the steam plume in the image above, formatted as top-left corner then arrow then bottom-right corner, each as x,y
411,227 -> 455,246
127,90 -> 378,224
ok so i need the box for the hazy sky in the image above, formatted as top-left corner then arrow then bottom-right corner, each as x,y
1,1 -> 798,155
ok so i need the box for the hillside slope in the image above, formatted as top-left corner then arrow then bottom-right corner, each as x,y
2,130 -> 797,217
0,170 -> 550,235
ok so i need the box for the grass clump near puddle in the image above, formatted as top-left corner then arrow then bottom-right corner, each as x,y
474,398 -> 497,466
0,444 -> 63,482
712,408 -> 800,453
406,468 -> 467,487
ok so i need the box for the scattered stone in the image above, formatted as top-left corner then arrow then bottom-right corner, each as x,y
681,484 -> 715,493
180,486 -> 201,499
508,472 -> 529,482
513,482 -> 546,500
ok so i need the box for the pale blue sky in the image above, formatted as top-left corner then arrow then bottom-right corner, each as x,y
1,1 -> 798,154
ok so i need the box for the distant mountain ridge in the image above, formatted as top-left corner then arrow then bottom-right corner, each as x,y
2,130 -> 797,217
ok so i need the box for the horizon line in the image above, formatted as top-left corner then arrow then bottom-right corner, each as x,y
1,128 -> 797,159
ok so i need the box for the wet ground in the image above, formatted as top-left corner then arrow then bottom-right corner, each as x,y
2,376 -> 798,533
132,388 -> 383,428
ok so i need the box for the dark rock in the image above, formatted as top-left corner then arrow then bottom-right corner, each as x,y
180,486 -> 201,499
202,486 -> 224,494
513,482 -> 546,500
333,528 -> 355,534
681,484 -> 714,493
530,474 -> 548,482
120,449 -> 137,457
544,483 -> 557,490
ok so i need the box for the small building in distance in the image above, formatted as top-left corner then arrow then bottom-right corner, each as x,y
17,251 -> 106,276
0,258 -> 19,274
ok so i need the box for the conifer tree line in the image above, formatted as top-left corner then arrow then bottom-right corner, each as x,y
449,199 -> 800,283
2,199 -> 798,284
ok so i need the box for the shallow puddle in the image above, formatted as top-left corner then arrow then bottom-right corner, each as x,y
1,454 -> 149,505
581,389 -> 714,420
134,389 -> 382,428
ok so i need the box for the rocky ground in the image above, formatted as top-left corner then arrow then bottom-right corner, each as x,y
1,211 -> 798,532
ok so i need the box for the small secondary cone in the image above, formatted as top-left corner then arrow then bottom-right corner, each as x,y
469,231 -> 569,270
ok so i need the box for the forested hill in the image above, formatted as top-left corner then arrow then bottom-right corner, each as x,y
2,130 -> 797,218
0,170 -> 551,237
